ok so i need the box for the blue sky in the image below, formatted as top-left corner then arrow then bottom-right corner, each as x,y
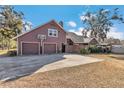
14,5 -> 124,39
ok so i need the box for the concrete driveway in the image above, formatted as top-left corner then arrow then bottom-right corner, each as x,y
0,54 -> 103,81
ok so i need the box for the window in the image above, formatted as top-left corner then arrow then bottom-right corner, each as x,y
67,39 -> 73,45
48,29 -> 58,37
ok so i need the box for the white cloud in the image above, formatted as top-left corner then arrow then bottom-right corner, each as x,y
68,29 -> 75,32
67,21 -> 77,28
68,27 -> 93,37
78,27 -> 84,31
101,9 -> 110,14
81,5 -> 90,15
80,13 -> 97,22
80,16 -> 84,20
68,27 -> 84,36
68,26 -> 124,40
80,15 -> 89,21
107,27 -> 124,40
23,20 -> 33,32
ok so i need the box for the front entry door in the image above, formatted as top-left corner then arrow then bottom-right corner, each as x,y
62,43 -> 65,53
40,46 -> 42,54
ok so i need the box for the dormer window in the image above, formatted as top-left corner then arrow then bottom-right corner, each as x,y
48,29 -> 58,37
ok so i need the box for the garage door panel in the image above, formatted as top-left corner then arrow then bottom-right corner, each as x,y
44,44 -> 56,54
22,43 -> 39,55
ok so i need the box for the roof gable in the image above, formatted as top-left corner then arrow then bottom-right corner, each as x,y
13,20 -> 66,39
67,32 -> 84,43
89,38 -> 98,44
67,32 -> 98,44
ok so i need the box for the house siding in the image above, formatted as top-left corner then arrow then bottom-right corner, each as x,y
66,38 -> 98,53
89,38 -> 98,45
17,20 -> 99,55
66,44 -> 88,53
18,21 -> 66,55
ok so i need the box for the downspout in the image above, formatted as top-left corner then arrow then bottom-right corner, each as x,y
17,37 -> 19,56
40,40 -> 44,55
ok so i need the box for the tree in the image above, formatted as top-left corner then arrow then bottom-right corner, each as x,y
0,5 -> 24,50
23,21 -> 32,32
81,8 -> 124,42
82,28 -> 88,38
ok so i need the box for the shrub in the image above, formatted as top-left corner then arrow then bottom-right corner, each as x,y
88,46 -> 101,53
7,50 -> 17,56
107,49 -> 111,53
80,48 -> 90,54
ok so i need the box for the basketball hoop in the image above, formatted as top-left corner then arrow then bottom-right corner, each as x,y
37,34 -> 46,46
37,34 -> 46,40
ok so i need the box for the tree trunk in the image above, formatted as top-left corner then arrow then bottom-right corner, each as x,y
7,39 -> 10,50
1,36 -> 4,50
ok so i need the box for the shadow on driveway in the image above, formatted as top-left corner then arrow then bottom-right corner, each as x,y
0,54 -> 66,81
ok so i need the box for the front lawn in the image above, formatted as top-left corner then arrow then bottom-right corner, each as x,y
0,49 -> 16,56
0,54 -> 124,88
0,50 -> 8,56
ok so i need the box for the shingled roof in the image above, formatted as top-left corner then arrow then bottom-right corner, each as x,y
67,32 -> 95,43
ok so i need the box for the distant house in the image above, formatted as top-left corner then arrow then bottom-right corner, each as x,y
104,38 -> 121,45
121,40 -> 124,45
14,20 -> 98,55
110,39 -> 124,54
111,45 -> 124,54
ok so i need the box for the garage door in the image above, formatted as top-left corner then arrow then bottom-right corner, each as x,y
44,44 -> 56,54
22,43 -> 39,55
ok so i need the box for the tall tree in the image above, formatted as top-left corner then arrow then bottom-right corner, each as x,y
81,8 -> 124,42
0,5 -> 24,50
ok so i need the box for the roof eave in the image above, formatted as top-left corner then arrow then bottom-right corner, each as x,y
75,42 -> 89,44
13,20 -> 67,39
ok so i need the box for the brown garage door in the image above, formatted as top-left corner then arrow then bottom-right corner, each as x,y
44,44 -> 56,54
22,43 -> 39,55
